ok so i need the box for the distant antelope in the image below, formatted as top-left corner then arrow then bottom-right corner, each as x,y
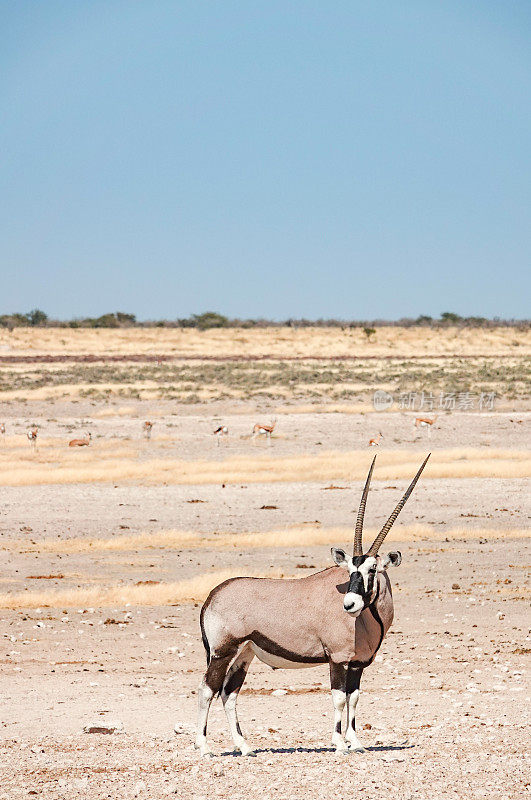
0,423 -> 5,443
252,418 -> 276,445
143,421 -> 154,440
414,416 -> 437,438
27,427 -> 38,450
194,454 -> 430,757
213,425 -> 228,446
68,432 -> 91,447
368,432 -> 383,447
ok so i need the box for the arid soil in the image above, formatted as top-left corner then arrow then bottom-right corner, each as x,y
0,394 -> 529,798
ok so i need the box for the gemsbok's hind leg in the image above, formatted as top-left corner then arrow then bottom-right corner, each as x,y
195,655 -> 233,757
221,643 -> 255,756
345,665 -> 365,752
329,662 -> 349,754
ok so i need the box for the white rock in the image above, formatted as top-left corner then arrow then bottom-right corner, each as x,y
272,689 -> 288,696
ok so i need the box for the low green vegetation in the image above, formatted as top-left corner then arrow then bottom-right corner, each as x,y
1,356 -> 528,402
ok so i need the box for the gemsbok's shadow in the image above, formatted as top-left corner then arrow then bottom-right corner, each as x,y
220,743 -> 414,757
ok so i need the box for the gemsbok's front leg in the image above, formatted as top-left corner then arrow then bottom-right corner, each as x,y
220,643 -> 256,756
329,662 -> 349,754
345,665 -> 365,752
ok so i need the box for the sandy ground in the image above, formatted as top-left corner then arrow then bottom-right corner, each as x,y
2,324 -> 530,358
0,403 -> 529,799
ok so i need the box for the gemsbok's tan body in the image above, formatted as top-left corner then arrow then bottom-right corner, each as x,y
193,454 -> 430,757
68,432 -> 91,447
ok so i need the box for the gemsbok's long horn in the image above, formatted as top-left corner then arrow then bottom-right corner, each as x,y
353,455 -> 377,556
366,454 -> 431,556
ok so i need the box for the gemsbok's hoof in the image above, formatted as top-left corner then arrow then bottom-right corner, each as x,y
333,743 -> 350,756
194,742 -> 214,758
346,739 -> 366,753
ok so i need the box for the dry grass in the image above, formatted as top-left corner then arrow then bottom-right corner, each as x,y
0,568 -> 286,609
0,447 -> 529,487
93,406 -> 137,418
8,525 -> 528,556
2,326 -> 530,358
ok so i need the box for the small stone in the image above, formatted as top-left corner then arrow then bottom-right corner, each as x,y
452,583 -> 460,590
83,719 -> 124,735
271,689 -> 288,696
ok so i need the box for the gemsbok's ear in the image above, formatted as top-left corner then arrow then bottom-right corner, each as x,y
331,547 -> 348,567
379,551 -> 402,570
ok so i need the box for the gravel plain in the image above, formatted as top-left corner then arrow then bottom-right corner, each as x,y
0,402 -> 529,799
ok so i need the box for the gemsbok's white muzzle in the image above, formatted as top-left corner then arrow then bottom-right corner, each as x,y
343,592 -> 364,614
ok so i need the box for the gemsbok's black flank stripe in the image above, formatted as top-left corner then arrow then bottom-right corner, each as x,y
250,632 -> 328,665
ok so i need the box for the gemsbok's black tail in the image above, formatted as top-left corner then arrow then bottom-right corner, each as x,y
199,606 -> 211,665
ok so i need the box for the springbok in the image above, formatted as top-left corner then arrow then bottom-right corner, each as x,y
27,427 -> 38,450
193,454 -> 430,757
0,423 -> 5,443
368,432 -> 383,447
213,425 -> 228,446
68,432 -> 91,447
414,416 -> 437,439
252,418 -> 276,445
143,421 -> 154,440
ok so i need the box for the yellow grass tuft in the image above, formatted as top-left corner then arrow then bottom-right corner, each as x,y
93,406 -> 137,418
7,525 -> 528,556
0,447 -> 529,486
0,569 -> 286,609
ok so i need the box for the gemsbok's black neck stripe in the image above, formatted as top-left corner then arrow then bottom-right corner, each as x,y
368,583 -> 385,655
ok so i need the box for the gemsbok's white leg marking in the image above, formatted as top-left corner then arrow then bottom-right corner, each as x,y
331,686 -> 348,753
195,680 -> 215,757
221,643 -> 255,756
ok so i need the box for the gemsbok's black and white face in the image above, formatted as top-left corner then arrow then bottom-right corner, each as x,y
331,548 -> 402,615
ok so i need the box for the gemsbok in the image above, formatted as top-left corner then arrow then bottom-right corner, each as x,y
143,421 -> 154,440
368,432 -> 383,447
213,425 -> 228,446
68,432 -> 91,447
251,418 -> 276,445
27,427 -> 38,450
193,453 -> 430,757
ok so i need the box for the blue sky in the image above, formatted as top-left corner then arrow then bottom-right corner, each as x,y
1,1 -> 530,320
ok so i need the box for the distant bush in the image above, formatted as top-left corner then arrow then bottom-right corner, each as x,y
0,309 -> 528,329
26,308 -> 48,326
190,312 -> 229,330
